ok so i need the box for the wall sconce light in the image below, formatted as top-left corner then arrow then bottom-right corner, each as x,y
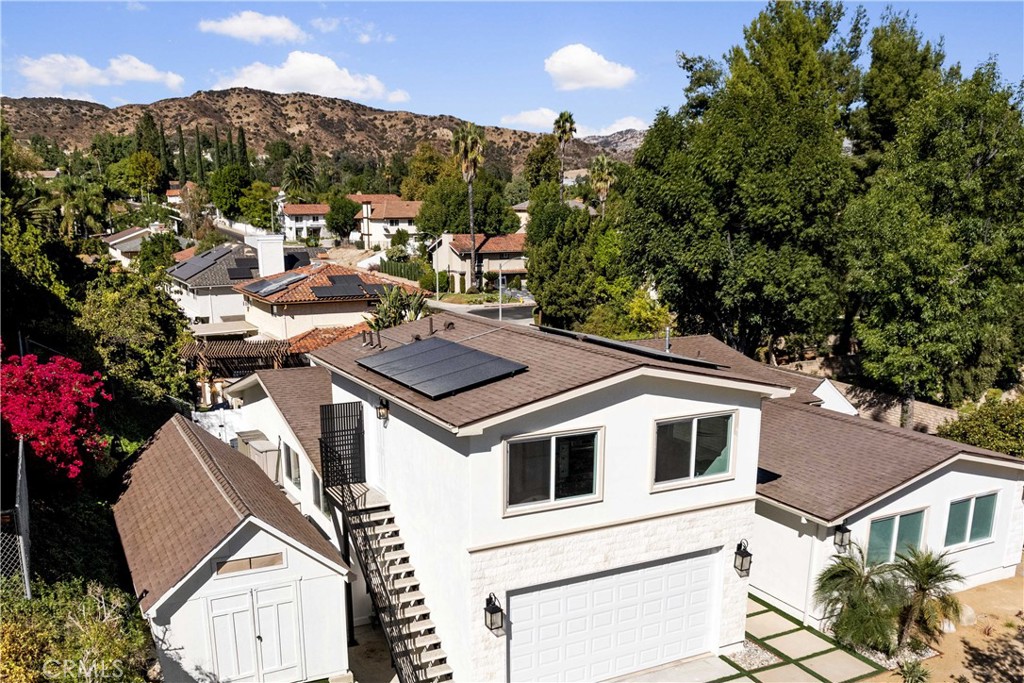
484,592 -> 504,631
834,524 -> 852,553
375,398 -> 390,421
734,539 -> 752,578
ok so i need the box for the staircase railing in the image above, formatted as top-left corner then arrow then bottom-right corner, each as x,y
320,404 -> 424,683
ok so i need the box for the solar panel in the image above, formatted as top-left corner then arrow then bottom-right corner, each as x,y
232,257 -> 258,269
311,275 -> 366,299
241,271 -> 308,296
357,337 -> 527,399
167,244 -> 231,281
227,267 -> 254,280
284,252 -> 312,270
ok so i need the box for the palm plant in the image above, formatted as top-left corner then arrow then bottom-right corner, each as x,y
554,111 -> 576,201
896,659 -> 930,683
281,146 -> 315,201
892,547 -> 963,649
814,542 -> 903,654
365,286 -> 428,331
452,123 -> 485,290
51,174 -> 107,241
589,154 -> 614,218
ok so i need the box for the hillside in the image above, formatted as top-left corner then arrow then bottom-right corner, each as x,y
0,88 -> 640,173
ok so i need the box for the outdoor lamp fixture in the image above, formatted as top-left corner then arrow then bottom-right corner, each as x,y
834,524 -> 852,553
484,593 -> 504,631
376,398 -> 390,421
734,539 -> 753,578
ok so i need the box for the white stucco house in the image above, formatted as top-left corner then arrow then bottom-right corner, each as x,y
281,203 -> 327,242
102,224 -> 183,267
113,414 -> 352,683
430,233 -> 528,293
348,193 -> 422,249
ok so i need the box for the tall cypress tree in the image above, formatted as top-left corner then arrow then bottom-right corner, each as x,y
158,121 -> 174,182
226,128 -> 235,165
236,126 -> 251,181
194,125 -> 205,184
177,124 -> 188,185
212,125 -> 222,170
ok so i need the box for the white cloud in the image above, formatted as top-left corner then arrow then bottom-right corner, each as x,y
17,53 -> 183,97
576,116 -> 648,137
500,107 -> 558,131
544,44 -> 636,91
310,17 -> 339,33
199,11 -> 309,44
125,1 -> 146,11
343,18 -> 395,44
213,51 -> 408,103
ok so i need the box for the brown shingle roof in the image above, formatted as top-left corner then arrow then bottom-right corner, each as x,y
113,415 -> 344,612
368,200 -> 422,220
282,203 -> 329,216
252,367 -> 333,472
756,400 -> 1017,523
309,312 -> 790,431
236,263 -> 421,304
288,324 -> 370,354
449,233 -> 526,255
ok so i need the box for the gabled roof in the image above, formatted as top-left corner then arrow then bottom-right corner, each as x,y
249,367 -> 333,473
113,415 -> 345,613
288,323 -> 371,354
173,246 -> 196,262
367,200 -> 422,220
756,400 -> 1020,524
167,243 -> 321,288
347,193 -> 402,204
236,263 -> 419,304
449,233 -> 526,256
282,203 -> 329,216
103,226 -> 154,246
309,312 -> 791,434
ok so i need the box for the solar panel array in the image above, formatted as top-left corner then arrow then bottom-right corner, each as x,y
233,257 -> 258,269
227,267 -> 254,280
356,336 -> 528,399
242,272 -> 308,297
284,252 -> 312,270
311,274 -> 366,299
167,244 -> 231,281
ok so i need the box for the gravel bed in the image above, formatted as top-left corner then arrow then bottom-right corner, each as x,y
730,639 -> 782,670
852,644 -> 938,670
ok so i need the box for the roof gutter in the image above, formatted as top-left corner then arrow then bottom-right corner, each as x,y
754,494 -> 832,527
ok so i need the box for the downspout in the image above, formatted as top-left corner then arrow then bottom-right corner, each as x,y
802,520 -> 820,626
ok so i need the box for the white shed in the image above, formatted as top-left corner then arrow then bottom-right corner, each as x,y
114,414 -> 352,683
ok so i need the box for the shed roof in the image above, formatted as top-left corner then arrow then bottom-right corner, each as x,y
113,415 -> 345,612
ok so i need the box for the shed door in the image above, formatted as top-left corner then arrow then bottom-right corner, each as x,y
255,584 -> 302,682
508,550 -> 718,682
210,592 -> 258,682
210,584 -> 303,683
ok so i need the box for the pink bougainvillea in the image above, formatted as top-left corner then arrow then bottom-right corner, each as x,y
0,345 -> 111,478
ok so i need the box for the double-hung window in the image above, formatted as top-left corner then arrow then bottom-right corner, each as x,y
506,429 -> 601,511
654,413 -> 733,487
944,493 -> 997,547
867,510 -> 924,564
282,442 -> 301,488
312,471 -> 331,515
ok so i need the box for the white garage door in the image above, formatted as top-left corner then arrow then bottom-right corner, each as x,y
508,550 -> 719,682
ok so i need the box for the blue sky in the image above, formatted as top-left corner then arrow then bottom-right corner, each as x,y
2,2 -> 1021,136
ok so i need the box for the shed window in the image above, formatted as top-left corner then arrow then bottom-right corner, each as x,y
867,510 -> 924,564
507,431 -> 598,508
945,493 -> 996,546
216,552 -> 283,575
654,413 -> 732,484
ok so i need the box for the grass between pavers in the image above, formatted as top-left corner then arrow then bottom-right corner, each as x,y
718,594 -> 886,683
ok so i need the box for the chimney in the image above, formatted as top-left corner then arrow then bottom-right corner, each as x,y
664,327 -> 671,353
255,234 -> 285,277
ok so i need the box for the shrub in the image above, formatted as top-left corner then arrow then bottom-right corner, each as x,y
419,268 -> 437,292
354,239 -> 365,250
483,271 -> 499,292
305,235 -> 320,247
466,286 -> 481,295
438,271 -> 450,293
372,244 -> 381,252
459,274 -> 465,293
391,228 -> 410,247
385,244 -> 410,263
896,659 -> 930,683
509,275 -> 522,290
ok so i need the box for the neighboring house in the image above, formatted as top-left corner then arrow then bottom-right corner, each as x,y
113,414 -> 352,683
166,235 -> 320,336
301,313 -> 792,682
281,203 -> 327,242
511,198 -> 597,230
102,224 -> 184,267
234,263 -> 415,340
173,246 -> 196,263
348,193 -> 422,249
165,181 -> 196,205
431,232 -> 527,293
562,168 -> 589,186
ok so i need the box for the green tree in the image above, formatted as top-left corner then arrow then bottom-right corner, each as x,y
133,111 -> 161,157
892,547 -> 963,649
554,112 -> 576,200
176,124 -> 188,186
193,124 -> 206,184
399,142 -> 448,200
282,145 -> 315,201
50,174 -> 107,240
589,154 -> 614,218
212,125 -> 222,169
416,172 -> 518,242
937,397 -> 1024,458
107,150 -> 161,199
326,193 -> 361,239
195,221 -> 229,254
90,133 -> 133,173
236,126 -> 251,180
179,182 -> 210,238
239,180 -> 278,231
452,123 -> 486,290
226,127 -> 236,165
207,163 -> 249,219
158,121 -> 174,185
503,175 -> 531,206
524,134 -> 561,189
135,232 -> 181,276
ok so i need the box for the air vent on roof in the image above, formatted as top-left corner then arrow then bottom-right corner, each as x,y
356,336 -> 527,399
243,272 -> 308,297
167,244 -> 231,280
537,326 -> 726,369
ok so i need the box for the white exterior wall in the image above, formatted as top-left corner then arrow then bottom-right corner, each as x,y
322,368 -> 764,680
812,380 -> 858,415
170,283 -> 244,324
753,458 -> 1024,627
283,214 -> 326,242
364,218 -> 418,249
148,521 -> 349,683
244,299 -> 372,339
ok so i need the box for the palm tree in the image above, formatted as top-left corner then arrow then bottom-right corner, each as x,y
554,111 -> 576,201
50,174 -> 106,241
282,146 -> 315,201
892,547 -> 963,649
589,154 -> 614,219
814,542 -> 903,654
452,123 -> 485,290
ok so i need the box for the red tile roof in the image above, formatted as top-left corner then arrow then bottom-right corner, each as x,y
368,200 -> 422,220
347,193 -> 402,204
235,263 -> 422,304
288,323 -> 371,354
283,203 -> 330,216
449,232 -> 526,255
173,246 -> 196,262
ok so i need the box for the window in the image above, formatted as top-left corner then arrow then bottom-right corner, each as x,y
867,510 -> 924,564
312,471 -> 331,515
945,493 -> 997,547
507,430 -> 600,509
216,552 -> 283,575
282,442 -> 300,488
407,219 -> 414,226
389,219 -> 400,227
654,413 -> 733,485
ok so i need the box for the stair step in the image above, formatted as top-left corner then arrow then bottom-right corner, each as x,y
397,604 -> 431,619
358,510 -> 395,523
386,561 -> 413,576
383,549 -> 411,562
425,663 -> 453,679
371,523 -> 401,535
417,648 -> 447,664
369,535 -> 404,548
396,590 -> 425,605
413,633 -> 441,649
404,618 -> 435,634
392,576 -> 420,590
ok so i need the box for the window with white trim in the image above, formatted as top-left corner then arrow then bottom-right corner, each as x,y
216,552 -> 283,575
282,442 -> 300,488
507,430 -> 599,508
867,510 -> 924,564
944,493 -> 996,547
654,413 -> 733,485
312,471 -> 331,515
